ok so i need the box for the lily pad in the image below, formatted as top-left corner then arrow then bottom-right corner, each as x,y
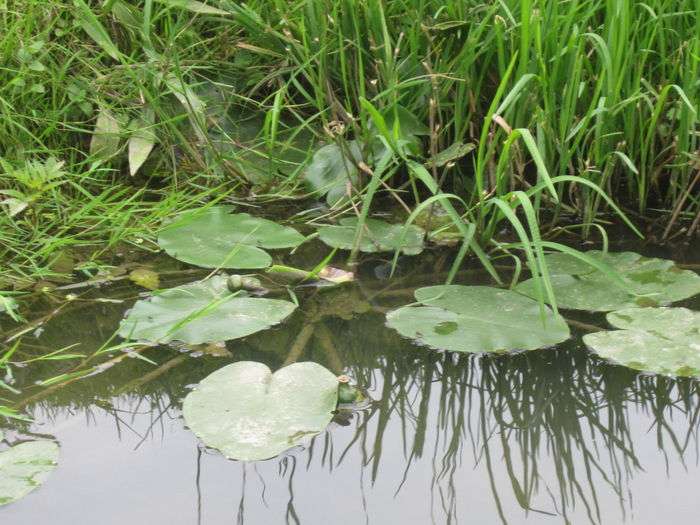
183,361 -> 338,461
158,206 -> 305,269
386,285 -> 570,353
119,276 -> 296,344
0,440 -> 59,506
304,141 -> 362,207
318,217 -> 425,255
583,307 -> 700,377
516,251 -> 700,311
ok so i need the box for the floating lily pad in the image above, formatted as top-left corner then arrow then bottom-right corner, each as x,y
119,276 -> 296,344
516,251 -> 700,311
158,206 -> 305,269
318,217 -> 425,255
583,307 -> 700,377
304,141 -> 362,206
386,285 -> 570,353
183,361 -> 339,461
0,440 -> 59,506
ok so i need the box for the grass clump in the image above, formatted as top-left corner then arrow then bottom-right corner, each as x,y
0,0 -> 698,288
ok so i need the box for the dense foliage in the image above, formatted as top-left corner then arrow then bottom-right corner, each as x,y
0,0 -> 698,286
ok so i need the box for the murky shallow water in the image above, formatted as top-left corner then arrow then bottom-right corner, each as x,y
1,236 -> 699,525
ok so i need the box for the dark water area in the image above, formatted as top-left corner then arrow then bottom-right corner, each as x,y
1,233 -> 699,525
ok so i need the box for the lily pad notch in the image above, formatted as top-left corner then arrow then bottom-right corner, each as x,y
183,361 -> 339,461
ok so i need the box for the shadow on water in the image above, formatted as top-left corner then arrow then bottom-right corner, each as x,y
1,243 -> 700,524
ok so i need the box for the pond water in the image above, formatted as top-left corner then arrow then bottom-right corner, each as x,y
1,236 -> 699,525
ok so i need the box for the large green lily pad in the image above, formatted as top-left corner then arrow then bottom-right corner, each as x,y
318,217 -> 425,255
304,141 -> 362,207
386,285 -> 570,353
119,276 -> 296,344
583,307 -> 700,377
183,361 -> 339,461
158,206 -> 305,269
516,251 -> 700,311
0,440 -> 59,506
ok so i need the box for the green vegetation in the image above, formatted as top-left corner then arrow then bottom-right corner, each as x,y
1,0 -> 698,295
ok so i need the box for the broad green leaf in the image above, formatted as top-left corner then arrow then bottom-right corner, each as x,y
158,206 -> 304,269
386,285 -> 570,354
318,217 -> 425,255
516,250 -> 700,311
584,307 -> 700,377
119,276 -> 296,344
89,108 -> 121,159
183,361 -> 338,461
0,440 -> 59,506
128,110 -> 156,176
304,141 -> 362,206
157,0 -> 229,15
72,0 -> 120,60
383,104 -> 430,137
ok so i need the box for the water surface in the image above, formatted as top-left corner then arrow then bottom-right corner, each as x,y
1,238 -> 699,525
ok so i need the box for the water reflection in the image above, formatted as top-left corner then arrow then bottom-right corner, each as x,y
2,274 -> 700,524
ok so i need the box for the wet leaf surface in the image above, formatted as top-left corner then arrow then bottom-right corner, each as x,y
387,285 -> 570,353
0,440 -> 59,506
157,206 -> 304,269
516,251 -> 700,311
318,217 -> 425,255
584,307 -> 700,377
183,361 -> 338,461
119,276 -> 296,344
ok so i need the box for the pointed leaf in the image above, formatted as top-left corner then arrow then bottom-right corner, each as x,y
128,110 -> 156,176
72,0 -> 120,60
157,0 -> 230,15
89,108 -> 121,159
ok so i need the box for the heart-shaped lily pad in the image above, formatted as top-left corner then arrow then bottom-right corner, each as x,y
119,276 -> 296,344
0,440 -> 59,506
183,361 -> 339,461
386,285 -> 570,353
516,251 -> 700,311
583,307 -> 700,377
318,217 -> 425,255
158,206 -> 305,269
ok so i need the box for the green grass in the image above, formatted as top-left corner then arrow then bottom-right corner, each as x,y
0,0 -> 698,288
